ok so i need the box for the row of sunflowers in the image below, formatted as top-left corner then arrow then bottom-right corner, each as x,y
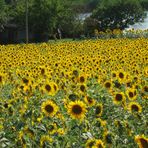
0,39 -> 148,147
93,29 -> 148,39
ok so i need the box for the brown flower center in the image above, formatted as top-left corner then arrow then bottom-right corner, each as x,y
119,72 -> 124,79
54,85 -> 57,91
45,84 -> 51,92
80,85 -> 85,92
144,86 -> 148,92
115,94 -> 122,101
112,73 -> 116,77
129,92 -> 134,98
139,138 -> 148,148
22,78 -> 29,84
72,105 -> 82,115
88,141 -> 95,147
45,105 -> 54,113
87,97 -> 93,104
80,76 -> 85,83
41,68 -> 45,75
105,82 -> 111,88
73,70 -> 79,77
131,104 -> 139,112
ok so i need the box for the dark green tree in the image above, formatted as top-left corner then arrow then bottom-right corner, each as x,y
85,0 -> 146,32
0,0 -> 10,31
140,0 -> 148,10
11,0 -> 78,41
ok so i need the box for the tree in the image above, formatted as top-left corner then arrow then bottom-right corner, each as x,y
11,0 -> 78,41
86,0 -> 101,12
0,0 -> 10,31
85,0 -> 146,32
140,0 -> 148,10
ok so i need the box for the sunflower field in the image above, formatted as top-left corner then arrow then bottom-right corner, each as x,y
0,39 -> 148,148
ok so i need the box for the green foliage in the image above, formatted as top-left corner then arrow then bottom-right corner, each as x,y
140,0 -> 148,10
0,0 -> 10,31
10,0 -> 77,41
85,0 -> 146,33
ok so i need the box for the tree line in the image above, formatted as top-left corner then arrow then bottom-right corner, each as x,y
0,0 -> 148,42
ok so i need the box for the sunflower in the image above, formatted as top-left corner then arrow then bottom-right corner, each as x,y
113,92 -> 125,105
96,118 -> 107,127
95,104 -> 103,117
42,82 -> 58,96
48,123 -> 57,135
23,126 -> 35,139
103,131 -> 113,144
78,74 -> 88,83
80,84 -> 87,93
67,100 -> 87,120
39,65 -> 47,76
84,96 -> 96,107
41,100 -> 59,117
142,85 -> 148,98
85,138 -> 96,148
142,86 -> 148,93
93,139 -> 105,148
17,130 -> 26,147
22,77 -> 32,86
40,135 -> 53,147
128,102 -> 142,114
117,70 -> 126,83
111,71 -> 117,80
113,80 -> 121,89
72,69 -> 79,77
135,135 -> 148,148
57,128 -> 66,135
126,88 -> 137,101
104,80 -> 112,90
0,73 -> 6,85
0,74 -> 2,84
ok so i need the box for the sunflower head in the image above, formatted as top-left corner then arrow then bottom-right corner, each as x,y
80,84 -> 86,93
103,132 -> 113,144
48,123 -> 57,135
96,118 -> 106,127
142,86 -> 148,93
0,73 -> 6,85
67,100 -> 87,120
113,92 -> 125,105
85,138 -> 96,148
119,72 -> 124,79
42,81 -> 58,96
128,102 -> 142,114
78,73 -> 88,83
104,80 -> 112,89
95,104 -> 103,117
72,69 -> 79,77
79,76 -> 85,83
41,100 -> 59,117
22,77 -> 30,85
84,96 -> 96,107
111,71 -> 117,80
135,135 -> 148,148
0,75 -> 2,83
40,135 -> 53,147
117,70 -> 126,83
126,88 -> 137,101
94,139 -> 105,148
